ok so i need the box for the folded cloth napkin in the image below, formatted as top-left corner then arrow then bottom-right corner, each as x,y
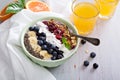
0,10 -> 56,80
0,0 -> 72,80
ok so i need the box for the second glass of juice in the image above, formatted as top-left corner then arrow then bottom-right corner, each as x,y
96,0 -> 119,19
71,0 -> 99,35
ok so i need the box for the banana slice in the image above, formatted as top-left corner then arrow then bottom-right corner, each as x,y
39,50 -> 52,60
35,45 -> 41,53
28,37 -> 38,45
34,45 -> 41,53
27,31 -> 36,37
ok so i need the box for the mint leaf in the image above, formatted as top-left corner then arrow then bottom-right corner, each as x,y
62,37 -> 66,43
64,42 -> 71,50
18,0 -> 25,8
6,2 -> 23,14
62,37 -> 71,50
6,0 -> 25,14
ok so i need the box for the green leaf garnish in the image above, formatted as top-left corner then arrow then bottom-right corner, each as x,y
62,37 -> 71,50
18,0 -> 25,8
6,2 -> 23,14
6,0 -> 25,14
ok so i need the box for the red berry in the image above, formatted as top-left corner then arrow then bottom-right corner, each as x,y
54,29 -> 62,35
42,21 -> 48,25
56,35 -> 62,40
60,30 -> 64,34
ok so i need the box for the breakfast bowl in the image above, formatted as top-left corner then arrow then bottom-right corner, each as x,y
21,14 -> 80,67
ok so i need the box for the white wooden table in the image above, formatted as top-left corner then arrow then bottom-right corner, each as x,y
1,0 -> 120,80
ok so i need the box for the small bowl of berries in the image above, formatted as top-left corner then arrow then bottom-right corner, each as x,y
21,15 -> 80,67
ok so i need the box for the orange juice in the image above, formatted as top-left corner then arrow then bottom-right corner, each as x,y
96,0 -> 119,19
71,2 -> 99,35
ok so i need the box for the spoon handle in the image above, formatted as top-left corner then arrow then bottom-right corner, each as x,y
73,34 -> 100,46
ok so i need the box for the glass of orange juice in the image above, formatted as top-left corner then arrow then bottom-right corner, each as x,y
70,0 -> 99,35
96,0 -> 119,19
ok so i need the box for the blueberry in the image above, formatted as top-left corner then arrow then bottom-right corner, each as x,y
36,33 -> 41,36
38,40 -> 44,46
90,52 -> 96,58
81,39 -> 86,45
57,54 -> 64,59
48,48 -> 54,54
34,27 -> 39,33
51,45 -> 59,50
43,40 -> 47,44
37,32 -> 46,37
51,56 -> 57,60
39,32 -> 46,37
37,36 -> 46,41
57,50 -> 64,56
55,46 -> 59,49
46,42 -> 52,47
52,51 -> 58,56
41,45 -> 48,50
93,63 -> 99,69
29,27 -> 34,31
58,50 -> 64,54
83,60 -> 89,67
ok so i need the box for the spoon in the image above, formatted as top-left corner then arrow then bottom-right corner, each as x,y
72,33 -> 100,46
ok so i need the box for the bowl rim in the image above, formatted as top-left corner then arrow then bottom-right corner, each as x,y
21,15 -> 80,63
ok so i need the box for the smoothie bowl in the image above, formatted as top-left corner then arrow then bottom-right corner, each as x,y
21,16 -> 80,67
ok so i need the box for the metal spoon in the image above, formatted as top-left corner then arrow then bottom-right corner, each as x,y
72,33 -> 100,46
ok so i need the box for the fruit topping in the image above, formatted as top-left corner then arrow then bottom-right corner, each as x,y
51,56 -> 57,60
29,27 -> 35,31
48,48 -> 54,54
24,19 -> 77,60
58,50 -> 64,54
39,32 -> 46,37
28,37 -> 38,45
46,42 -> 52,47
38,40 -> 44,46
56,34 -> 62,40
52,51 -> 58,56
27,31 -> 36,37
41,44 -> 48,50
37,36 -> 46,41
42,19 -> 77,50
29,26 -> 39,33
24,30 -> 64,60
34,27 -> 39,33
57,54 -> 63,59
39,50 -> 52,60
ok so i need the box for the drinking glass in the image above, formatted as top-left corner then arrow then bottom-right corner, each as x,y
70,0 -> 99,35
96,0 -> 119,19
